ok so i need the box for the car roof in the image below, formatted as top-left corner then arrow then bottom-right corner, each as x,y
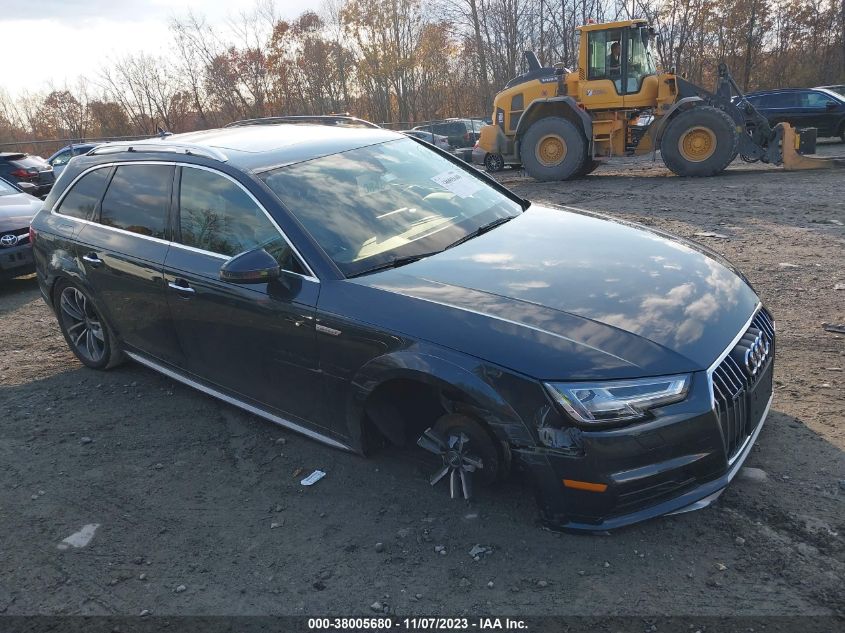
745,88 -> 820,96
0,152 -> 27,160
48,143 -> 99,159
87,124 -> 402,173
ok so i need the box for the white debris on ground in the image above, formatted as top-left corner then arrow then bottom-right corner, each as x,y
300,470 -> 326,486
56,524 -> 100,550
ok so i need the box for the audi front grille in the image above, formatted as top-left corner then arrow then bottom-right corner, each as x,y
710,308 -> 775,462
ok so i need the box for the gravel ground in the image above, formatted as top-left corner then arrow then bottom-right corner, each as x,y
1,144 -> 843,619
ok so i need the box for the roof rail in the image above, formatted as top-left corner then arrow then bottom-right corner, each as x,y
225,115 -> 381,129
87,142 -> 228,162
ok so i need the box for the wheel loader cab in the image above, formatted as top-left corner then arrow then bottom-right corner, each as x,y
578,20 -> 659,109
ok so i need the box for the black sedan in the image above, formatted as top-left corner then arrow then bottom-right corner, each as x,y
30,123 -> 774,531
0,177 -> 41,280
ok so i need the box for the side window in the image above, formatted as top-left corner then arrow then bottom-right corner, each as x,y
803,92 -> 835,107
768,93 -> 799,108
55,168 -> 111,220
177,167 -> 303,273
99,164 -> 172,238
51,150 -> 71,166
587,30 -> 621,81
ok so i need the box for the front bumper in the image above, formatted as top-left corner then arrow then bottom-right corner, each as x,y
514,352 -> 774,532
0,240 -> 34,279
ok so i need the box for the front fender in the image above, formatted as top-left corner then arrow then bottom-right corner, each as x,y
515,96 -> 593,140
347,349 -> 535,449
648,96 -> 703,147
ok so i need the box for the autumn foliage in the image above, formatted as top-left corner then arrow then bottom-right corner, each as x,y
1,0 -> 842,149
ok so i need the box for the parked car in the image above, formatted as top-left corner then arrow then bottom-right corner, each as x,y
816,84 -> 845,98
0,177 -> 41,280
31,123 -> 774,531
400,130 -> 451,150
472,140 -> 519,172
0,153 -> 55,197
413,118 -> 482,148
743,88 -> 845,142
48,143 -> 100,179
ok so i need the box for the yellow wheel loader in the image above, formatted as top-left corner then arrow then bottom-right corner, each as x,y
478,19 -> 842,180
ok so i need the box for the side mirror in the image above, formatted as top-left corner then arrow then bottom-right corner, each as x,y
219,248 -> 280,284
17,181 -> 38,195
825,101 -> 837,110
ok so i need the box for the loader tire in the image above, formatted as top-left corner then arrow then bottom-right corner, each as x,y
521,117 -> 588,181
578,159 -> 601,176
660,106 -> 738,177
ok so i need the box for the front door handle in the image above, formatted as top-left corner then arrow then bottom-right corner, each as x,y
82,253 -> 102,267
168,279 -> 196,295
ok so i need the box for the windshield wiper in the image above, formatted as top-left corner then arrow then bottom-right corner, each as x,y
445,215 -> 516,249
350,215 -> 518,278
349,251 -> 442,277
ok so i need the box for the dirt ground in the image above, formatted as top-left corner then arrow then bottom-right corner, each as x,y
1,144 -> 843,620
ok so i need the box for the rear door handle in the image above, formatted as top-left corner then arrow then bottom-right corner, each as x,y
168,279 -> 196,295
82,253 -> 102,267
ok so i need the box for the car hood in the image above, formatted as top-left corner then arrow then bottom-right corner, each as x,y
0,193 -> 42,231
345,205 -> 759,379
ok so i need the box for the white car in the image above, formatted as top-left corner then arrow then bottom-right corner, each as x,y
400,130 -> 451,151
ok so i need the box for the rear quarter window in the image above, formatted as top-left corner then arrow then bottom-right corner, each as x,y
55,168 -> 112,220
99,164 -> 173,238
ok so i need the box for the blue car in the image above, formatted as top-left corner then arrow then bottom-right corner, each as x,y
47,143 -> 100,179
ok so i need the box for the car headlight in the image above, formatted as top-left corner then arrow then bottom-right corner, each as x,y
544,374 -> 691,425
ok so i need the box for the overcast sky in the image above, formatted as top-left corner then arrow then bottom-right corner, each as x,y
0,0 -> 314,97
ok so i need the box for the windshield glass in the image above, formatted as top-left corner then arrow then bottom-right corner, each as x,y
626,28 -> 656,92
0,179 -> 19,196
260,138 -> 522,277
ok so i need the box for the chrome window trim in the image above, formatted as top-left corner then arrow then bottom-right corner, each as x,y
50,161 -> 320,283
124,351 -> 352,452
178,164 -> 319,282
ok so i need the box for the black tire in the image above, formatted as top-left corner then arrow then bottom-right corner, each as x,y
520,116 -> 588,181
432,413 -> 502,486
578,159 -> 601,176
54,279 -> 123,370
484,153 -> 505,173
660,106 -> 738,177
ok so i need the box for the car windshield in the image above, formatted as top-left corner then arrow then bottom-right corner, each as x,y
0,179 -> 19,196
260,138 -> 523,277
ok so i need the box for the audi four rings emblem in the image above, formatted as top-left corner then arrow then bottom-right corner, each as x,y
0,234 -> 19,247
744,332 -> 770,376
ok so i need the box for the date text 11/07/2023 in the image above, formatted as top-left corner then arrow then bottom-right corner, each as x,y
307,617 -> 528,630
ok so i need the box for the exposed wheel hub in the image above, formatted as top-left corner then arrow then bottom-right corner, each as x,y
536,134 -> 567,167
417,428 -> 483,500
679,126 -> 717,162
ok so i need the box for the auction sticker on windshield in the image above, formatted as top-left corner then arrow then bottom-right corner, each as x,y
430,169 -> 482,198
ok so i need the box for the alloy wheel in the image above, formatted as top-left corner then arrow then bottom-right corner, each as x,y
59,287 -> 107,364
417,427 -> 484,500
